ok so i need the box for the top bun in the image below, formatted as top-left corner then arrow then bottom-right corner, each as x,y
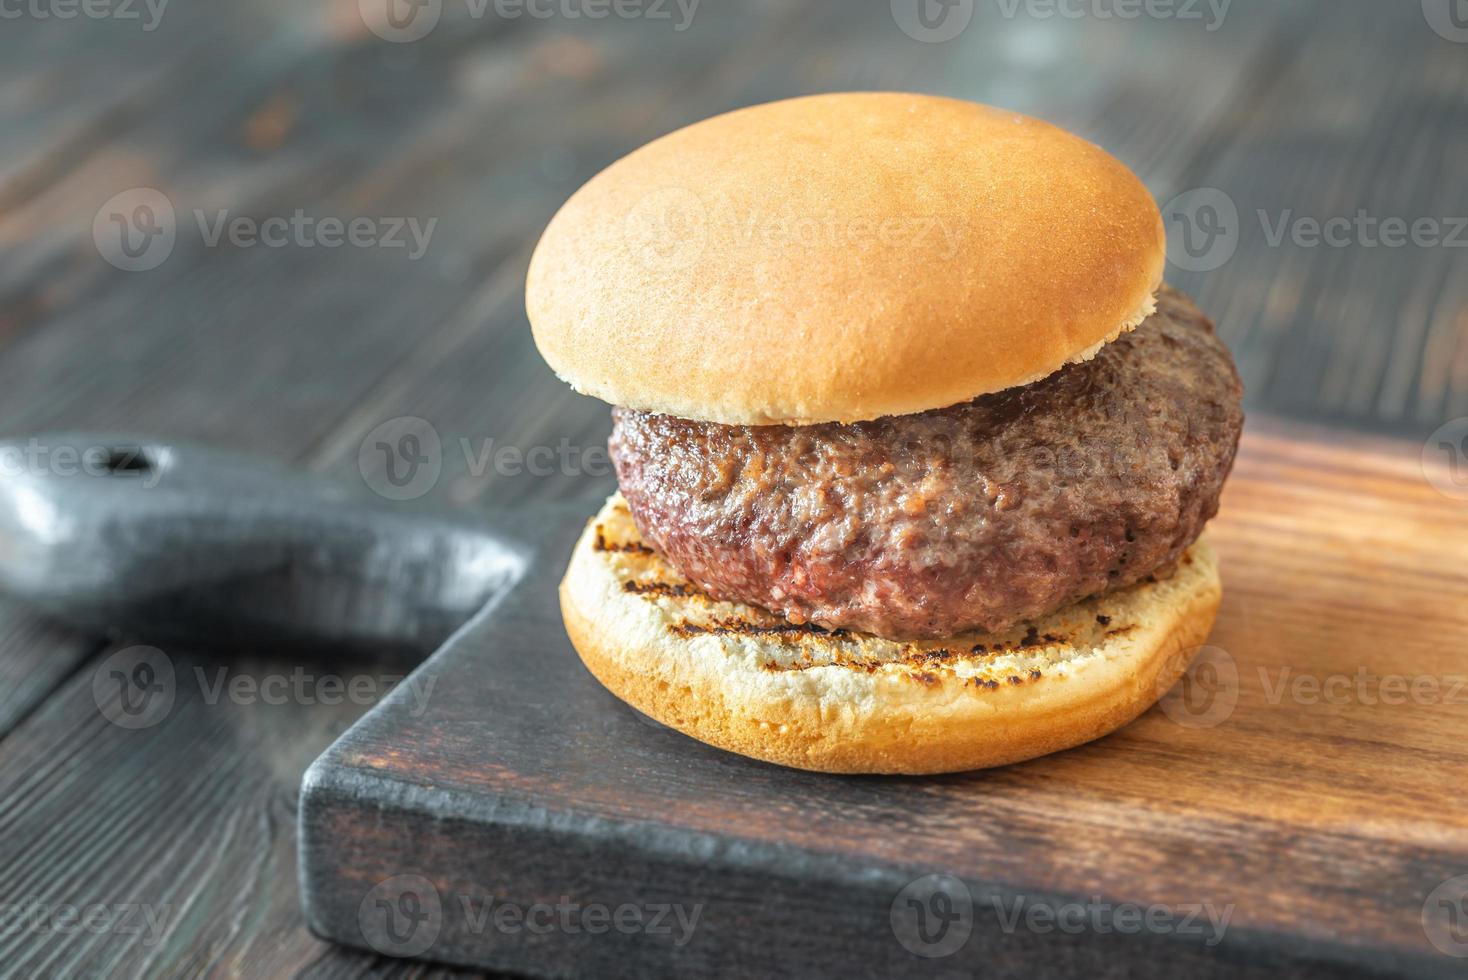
527,92 -> 1164,425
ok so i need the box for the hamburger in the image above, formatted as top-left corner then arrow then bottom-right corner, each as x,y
528,92 -> 1243,774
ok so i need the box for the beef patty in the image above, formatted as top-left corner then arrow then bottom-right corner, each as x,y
609,286 -> 1244,640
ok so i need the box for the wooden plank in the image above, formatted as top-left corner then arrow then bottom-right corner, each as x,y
0,5 -> 825,976
0,0 -> 1456,976
1160,0 -> 1468,433
0,602 -> 99,738
0,641 -> 488,977
300,422 -> 1468,977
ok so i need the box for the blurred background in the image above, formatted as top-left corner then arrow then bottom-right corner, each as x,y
2,0 -> 1466,974
10,0 -> 1468,499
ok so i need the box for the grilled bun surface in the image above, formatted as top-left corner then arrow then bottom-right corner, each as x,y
527,92 -> 1165,425
560,495 -> 1222,774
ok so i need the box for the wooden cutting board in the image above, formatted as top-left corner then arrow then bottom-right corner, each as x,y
299,420 -> 1468,978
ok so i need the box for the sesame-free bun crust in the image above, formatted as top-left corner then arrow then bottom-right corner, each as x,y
561,495 -> 1221,775
528,92 -> 1165,425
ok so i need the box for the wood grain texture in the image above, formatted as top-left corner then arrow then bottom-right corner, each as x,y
302,423 -> 1468,978
0,0 -> 1462,976
1161,0 -> 1468,432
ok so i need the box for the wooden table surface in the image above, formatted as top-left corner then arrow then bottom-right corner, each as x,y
1,1 -> 1465,976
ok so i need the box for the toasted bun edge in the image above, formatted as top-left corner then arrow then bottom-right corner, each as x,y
558,495 -> 1222,774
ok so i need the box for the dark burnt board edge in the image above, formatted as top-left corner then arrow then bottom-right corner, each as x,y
301,761 -> 1427,979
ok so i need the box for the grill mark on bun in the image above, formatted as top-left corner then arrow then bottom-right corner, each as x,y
682,623 -> 1064,682
663,599 -> 1117,677
623,580 -> 708,599
593,525 -> 656,555
671,617 -> 849,640
970,627 -> 1071,656
614,507 -> 1125,681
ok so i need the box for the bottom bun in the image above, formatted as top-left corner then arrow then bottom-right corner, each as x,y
560,494 -> 1222,775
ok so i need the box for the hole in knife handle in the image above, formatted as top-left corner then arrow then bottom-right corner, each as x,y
101,447 -> 153,475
